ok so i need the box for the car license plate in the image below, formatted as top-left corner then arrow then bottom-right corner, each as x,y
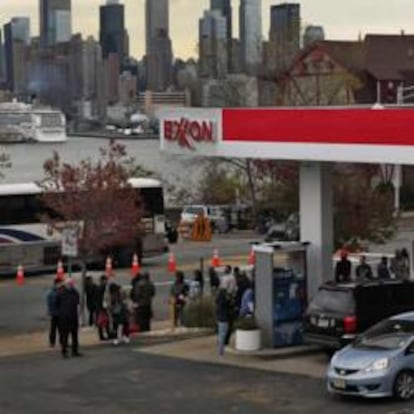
318,318 -> 330,328
333,379 -> 346,389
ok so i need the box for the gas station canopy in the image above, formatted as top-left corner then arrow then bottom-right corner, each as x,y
159,106 -> 414,299
160,106 -> 414,165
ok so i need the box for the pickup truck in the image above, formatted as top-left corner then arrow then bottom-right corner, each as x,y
180,205 -> 229,233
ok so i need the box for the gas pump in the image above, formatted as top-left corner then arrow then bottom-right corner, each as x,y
254,242 -> 309,348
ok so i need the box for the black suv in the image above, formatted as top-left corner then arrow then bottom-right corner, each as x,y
304,280 -> 414,349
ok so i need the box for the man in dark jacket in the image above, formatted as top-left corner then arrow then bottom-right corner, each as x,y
355,255 -> 373,281
133,272 -> 156,332
56,279 -> 81,358
46,278 -> 62,347
85,276 -> 98,327
335,251 -> 352,283
216,281 -> 232,356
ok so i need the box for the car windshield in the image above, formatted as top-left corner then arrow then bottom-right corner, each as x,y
184,207 -> 204,215
354,319 -> 414,350
308,288 -> 355,314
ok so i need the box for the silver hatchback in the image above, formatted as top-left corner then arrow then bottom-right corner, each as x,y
327,312 -> 414,400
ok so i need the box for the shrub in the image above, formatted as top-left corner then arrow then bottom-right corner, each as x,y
183,296 -> 217,329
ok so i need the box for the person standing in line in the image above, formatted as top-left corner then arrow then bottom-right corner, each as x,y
134,272 -> 156,332
239,280 -> 255,318
401,248 -> 411,280
130,272 -> 141,328
335,251 -> 352,283
220,266 -> 237,347
46,278 -> 62,348
170,271 -> 189,327
85,276 -> 98,327
96,275 -> 111,341
216,279 -> 232,357
355,256 -> 373,281
377,256 -> 391,280
209,267 -> 220,295
55,279 -> 81,358
235,270 -> 250,314
108,283 -> 130,345
193,269 -> 204,296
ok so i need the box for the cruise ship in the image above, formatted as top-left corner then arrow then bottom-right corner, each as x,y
0,101 -> 67,143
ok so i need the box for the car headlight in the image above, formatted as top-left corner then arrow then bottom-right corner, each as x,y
364,358 -> 389,373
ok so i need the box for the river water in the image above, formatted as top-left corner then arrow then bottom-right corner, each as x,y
0,137 -> 202,205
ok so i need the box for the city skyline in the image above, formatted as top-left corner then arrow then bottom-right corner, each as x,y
1,0 -> 414,59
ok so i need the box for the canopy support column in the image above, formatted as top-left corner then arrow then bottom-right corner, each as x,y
300,162 -> 334,299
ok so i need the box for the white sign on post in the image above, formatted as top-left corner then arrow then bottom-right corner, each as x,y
62,227 -> 78,257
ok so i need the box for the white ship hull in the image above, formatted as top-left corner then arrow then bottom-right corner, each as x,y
0,102 -> 67,143
35,129 -> 67,143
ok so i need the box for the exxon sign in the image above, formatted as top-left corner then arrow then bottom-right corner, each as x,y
164,118 -> 216,150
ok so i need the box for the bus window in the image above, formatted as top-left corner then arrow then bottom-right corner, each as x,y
139,188 -> 164,217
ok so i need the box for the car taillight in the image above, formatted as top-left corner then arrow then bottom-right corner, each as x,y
343,316 -> 357,334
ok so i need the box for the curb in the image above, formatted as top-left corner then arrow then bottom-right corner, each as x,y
225,344 -> 321,359
0,325 -> 214,359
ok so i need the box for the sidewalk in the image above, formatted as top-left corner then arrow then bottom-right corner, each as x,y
135,335 -> 328,379
0,321 -> 329,380
0,320 -> 209,358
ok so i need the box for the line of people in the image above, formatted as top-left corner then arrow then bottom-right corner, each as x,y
335,249 -> 410,283
214,266 -> 255,356
46,265 -> 254,358
47,272 -> 157,356
92,273 -> 156,344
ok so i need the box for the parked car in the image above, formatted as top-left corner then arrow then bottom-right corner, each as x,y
304,280 -> 414,350
327,312 -> 414,400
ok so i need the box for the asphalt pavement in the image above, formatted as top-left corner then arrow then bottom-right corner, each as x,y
0,344 -> 412,414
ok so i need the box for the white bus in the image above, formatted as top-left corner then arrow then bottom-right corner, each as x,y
0,178 -> 167,274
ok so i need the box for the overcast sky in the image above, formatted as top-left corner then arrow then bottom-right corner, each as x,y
1,0 -> 413,59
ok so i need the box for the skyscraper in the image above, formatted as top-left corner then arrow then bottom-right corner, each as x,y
40,0 -> 72,47
239,0 -> 262,75
199,10 -> 228,79
99,0 -> 126,62
269,3 -> 300,50
146,0 -> 169,53
210,0 -> 232,43
146,0 -> 173,91
210,0 -> 232,72
4,17 -> 30,93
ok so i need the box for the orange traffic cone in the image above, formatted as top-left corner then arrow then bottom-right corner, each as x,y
131,253 -> 140,276
167,252 -> 177,273
105,256 -> 113,277
56,260 -> 65,281
16,265 -> 24,286
211,248 -> 221,268
248,247 -> 256,266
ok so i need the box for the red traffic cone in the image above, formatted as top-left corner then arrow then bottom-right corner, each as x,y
105,256 -> 113,277
167,252 -> 177,273
16,265 -> 24,286
56,260 -> 65,281
131,253 -> 140,276
211,248 -> 221,268
248,247 -> 256,266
